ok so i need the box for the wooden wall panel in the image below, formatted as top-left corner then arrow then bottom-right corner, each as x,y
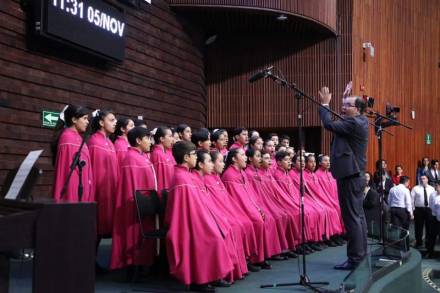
352,0 -> 440,177
168,0 -> 337,33
204,0 -> 353,155
0,0 -> 206,198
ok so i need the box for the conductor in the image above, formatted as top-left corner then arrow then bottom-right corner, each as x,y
318,84 -> 369,270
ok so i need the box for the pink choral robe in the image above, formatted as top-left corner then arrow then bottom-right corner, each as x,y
110,147 -> 157,269
88,131 -> 119,236
150,145 -> 176,194
289,168 -> 329,241
53,128 -> 94,202
114,136 -> 130,165
244,165 -> 291,251
229,142 -> 245,151
259,167 -> 301,248
166,166 -> 233,285
205,174 -> 257,260
315,168 -> 345,232
303,169 -> 343,236
273,167 -> 323,242
192,171 -> 247,281
222,165 -> 281,260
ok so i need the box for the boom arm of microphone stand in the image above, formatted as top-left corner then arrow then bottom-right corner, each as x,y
266,73 -> 346,121
368,110 -> 413,130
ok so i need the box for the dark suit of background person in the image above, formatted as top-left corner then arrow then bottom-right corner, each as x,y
427,160 -> 440,187
363,184 -> 381,237
318,87 -> 369,269
376,175 -> 394,204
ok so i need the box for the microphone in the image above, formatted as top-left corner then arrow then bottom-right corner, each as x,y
249,66 -> 273,83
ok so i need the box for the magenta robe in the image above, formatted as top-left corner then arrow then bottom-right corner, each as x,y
110,147 -> 157,269
303,169 -> 344,236
244,166 -> 291,251
53,128 -> 94,202
166,166 -> 233,285
289,168 -> 329,241
315,168 -> 345,232
88,131 -> 119,236
229,142 -> 245,151
259,167 -> 301,248
192,171 -> 247,281
150,145 -> 176,194
222,166 -> 281,260
205,174 -> 257,260
114,136 -> 130,165
273,167 -> 322,242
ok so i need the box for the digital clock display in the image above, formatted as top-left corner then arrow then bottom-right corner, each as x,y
40,0 -> 126,61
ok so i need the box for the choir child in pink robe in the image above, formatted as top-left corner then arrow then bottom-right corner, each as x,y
52,105 -> 93,202
113,117 -> 135,165
150,126 -> 176,194
290,154 -> 330,252
166,141 -> 233,292
191,128 -> 211,151
272,151 -> 322,244
315,155 -> 346,244
244,149 -> 291,257
193,150 -> 248,283
248,136 -> 263,152
88,110 -> 118,239
259,151 -> 300,251
263,138 -> 277,173
229,128 -> 248,150
222,148 -> 280,269
176,124 -> 192,142
211,129 -> 229,157
303,154 -> 343,244
206,151 -> 260,271
110,127 -> 157,270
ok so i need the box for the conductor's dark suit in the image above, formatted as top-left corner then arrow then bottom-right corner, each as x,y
319,106 -> 369,264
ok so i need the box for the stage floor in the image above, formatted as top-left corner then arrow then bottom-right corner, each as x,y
7,237 -> 437,292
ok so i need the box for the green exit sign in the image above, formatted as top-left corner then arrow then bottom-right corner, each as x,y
426,133 -> 432,145
42,110 -> 60,128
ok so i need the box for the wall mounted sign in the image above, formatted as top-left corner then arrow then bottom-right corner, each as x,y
35,0 -> 126,61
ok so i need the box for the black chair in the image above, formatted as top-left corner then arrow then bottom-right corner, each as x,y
131,189 -> 168,283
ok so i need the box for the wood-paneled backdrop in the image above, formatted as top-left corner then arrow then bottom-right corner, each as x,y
352,0 -> 440,176
0,0 -> 206,198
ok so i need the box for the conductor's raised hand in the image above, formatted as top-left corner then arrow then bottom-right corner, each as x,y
319,86 -> 332,105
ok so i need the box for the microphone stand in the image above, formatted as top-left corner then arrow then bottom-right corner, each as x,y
259,71 -> 338,292
366,109 -> 412,253
60,127 -> 92,202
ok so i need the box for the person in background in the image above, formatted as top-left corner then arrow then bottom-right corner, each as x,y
211,129 -> 229,157
411,174 -> 435,248
416,157 -> 430,185
388,176 -> 413,250
279,135 -> 290,148
363,172 -> 380,236
427,184 -> 440,258
150,126 -> 176,194
248,136 -> 263,152
267,133 -> 279,147
229,128 -> 248,150
374,159 -> 392,185
392,165 -> 404,186
176,124 -> 192,142
113,117 -> 135,164
376,173 -> 394,203
427,160 -> 440,187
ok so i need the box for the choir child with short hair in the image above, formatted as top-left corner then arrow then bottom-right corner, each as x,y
166,141 -> 233,292
110,127 -> 157,270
